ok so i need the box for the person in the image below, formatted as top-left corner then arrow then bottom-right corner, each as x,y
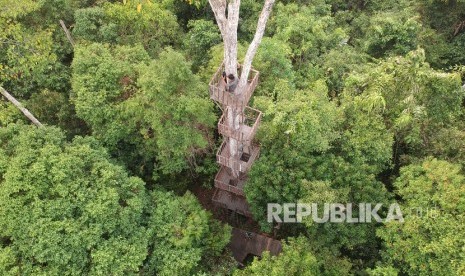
222,71 -> 227,86
226,74 -> 238,93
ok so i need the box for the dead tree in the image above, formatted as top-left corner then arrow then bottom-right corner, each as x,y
59,20 -> 75,47
0,86 -> 43,127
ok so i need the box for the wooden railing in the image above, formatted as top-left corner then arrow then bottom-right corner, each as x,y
214,168 -> 246,196
212,189 -> 253,217
216,140 -> 260,173
218,106 -> 262,143
209,63 -> 259,109
214,178 -> 245,196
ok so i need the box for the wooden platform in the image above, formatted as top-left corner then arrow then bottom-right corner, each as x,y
216,140 -> 260,173
229,228 -> 282,264
212,188 -> 252,217
209,63 -> 259,109
217,106 -> 262,144
214,166 -> 247,196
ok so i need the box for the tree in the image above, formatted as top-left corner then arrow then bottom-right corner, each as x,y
144,190 -> 231,275
343,49 -> 463,159
73,1 -> 182,56
0,124 -> 149,275
184,19 -> 222,71
270,2 -> 347,67
234,237 -> 319,276
72,44 -> 216,184
354,11 -> 421,58
417,0 -> 465,67
0,86 -> 43,127
0,124 -> 231,275
252,37 -> 295,97
245,82 -> 342,230
0,0 -> 57,96
378,158 -> 465,275
245,78 -> 393,272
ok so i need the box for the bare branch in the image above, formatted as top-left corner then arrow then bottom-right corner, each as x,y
0,86 -> 43,127
238,0 -> 275,91
59,20 -> 75,47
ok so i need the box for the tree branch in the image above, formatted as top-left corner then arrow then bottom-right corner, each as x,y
208,0 -> 227,37
59,20 -> 75,47
238,0 -> 275,91
224,0 -> 240,76
0,86 -> 43,127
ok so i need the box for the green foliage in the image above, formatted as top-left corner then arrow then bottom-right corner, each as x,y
184,19 -> 221,71
72,43 -> 150,146
378,158 -> 465,275
234,237 -> 319,276
344,49 -> 463,153
27,89 -> 86,137
72,43 -> 215,183
135,48 -> 216,176
0,13 -> 57,96
417,0 -> 465,67
270,1 -> 347,85
2,0 -> 465,274
320,46 -> 369,96
247,77 -> 393,272
0,124 -> 230,275
145,190 -> 231,275
253,37 -> 295,97
0,124 -> 149,275
246,83 -> 341,216
355,11 -> 422,57
0,100 -> 23,126
340,96 -> 393,173
74,1 -> 182,56
367,265 -> 399,276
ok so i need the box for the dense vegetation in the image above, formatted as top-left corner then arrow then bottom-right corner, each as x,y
1,0 -> 464,275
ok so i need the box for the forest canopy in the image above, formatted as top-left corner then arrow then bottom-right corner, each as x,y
1,0 -> 465,275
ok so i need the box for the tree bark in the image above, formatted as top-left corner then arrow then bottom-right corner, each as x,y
209,0 -> 240,77
238,0 -> 275,91
224,0 -> 240,77
0,86 -> 43,127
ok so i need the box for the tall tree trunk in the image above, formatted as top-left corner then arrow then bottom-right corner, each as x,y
224,0 -> 240,77
238,0 -> 275,91
208,0 -> 275,177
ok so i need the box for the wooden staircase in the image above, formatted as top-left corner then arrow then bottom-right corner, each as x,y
209,63 -> 262,217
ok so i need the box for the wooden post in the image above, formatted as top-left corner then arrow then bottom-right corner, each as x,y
0,86 -> 43,127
